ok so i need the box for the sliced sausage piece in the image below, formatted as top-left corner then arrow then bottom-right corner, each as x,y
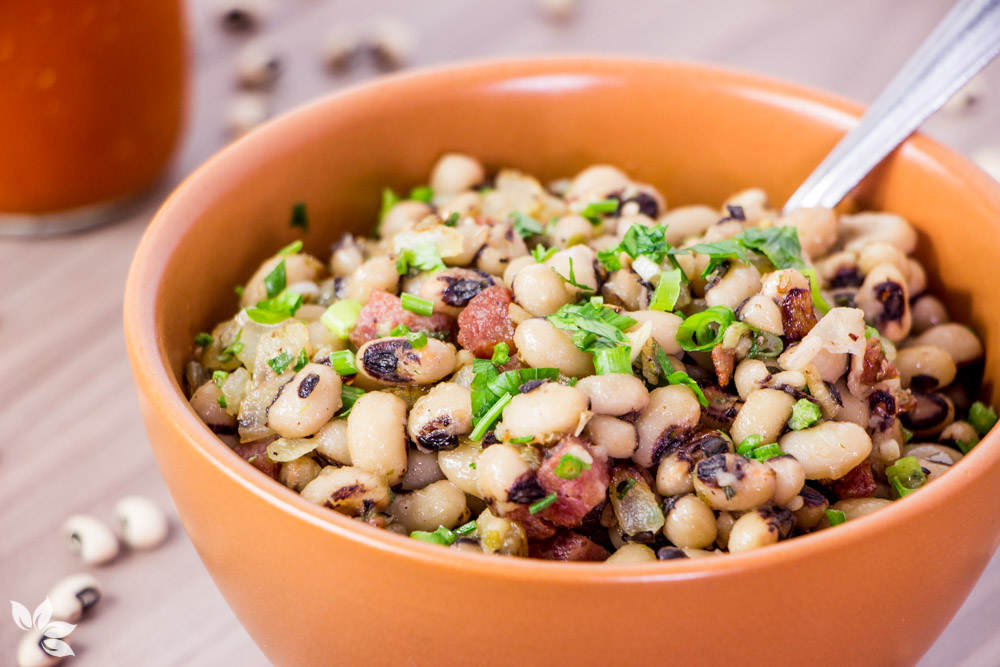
529,531 -> 611,561
349,289 -> 456,346
457,285 -> 517,358
534,437 -> 610,529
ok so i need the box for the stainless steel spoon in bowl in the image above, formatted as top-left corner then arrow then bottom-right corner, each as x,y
783,0 -> 1000,214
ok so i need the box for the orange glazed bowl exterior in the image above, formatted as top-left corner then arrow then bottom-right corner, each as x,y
124,58 -> 1000,667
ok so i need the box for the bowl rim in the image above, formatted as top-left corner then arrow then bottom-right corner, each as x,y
124,55 -> 1000,582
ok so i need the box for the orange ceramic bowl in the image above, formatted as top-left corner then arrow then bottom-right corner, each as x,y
124,58 -> 1000,666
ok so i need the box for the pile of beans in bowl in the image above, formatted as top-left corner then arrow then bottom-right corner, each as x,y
186,154 -> 996,562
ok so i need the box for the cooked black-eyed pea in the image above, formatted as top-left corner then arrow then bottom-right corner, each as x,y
400,449 -> 446,491
381,201 -> 432,239
47,573 -> 102,623
727,505 -> 794,553
62,515 -> 120,565
910,295 -> 950,335
601,269 -> 648,311
857,241 -> 910,280
476,507 -> 529,556
300,465 -> 391,516
477,221 -> 529,276
267,364 -> 342,438
904,442 -> 963,464
715,511 -> 735,550
17,627 -> 68,667
430,153 -> 485,196
113,495 -> 169,550
778,421 -> 873,480
663,494 -> 717,549
737,295 -> 784,336
705,261 -> 762,310
856,263 -> 911,342
278,456 -> 322,492
550,214 -> 594,249
656,451 -> 695,497
346,390 -> 408,485
605,543 -> 657,564
626,310 -> 684,355
776,206 -> 838,258
939,421 -> 978,449
733,359 -> 770,401
502,255 -> 536,288
356,337 -> 457,386
792,486 -> 829,529
407,382 -> 472,451
839,211 -> 918,254
346,256 -> 399,303
584,415 -> 638,458
437,442 -> 483,497
512,263 -> 574,316
900,392 -> 955,438
314,419 -> 351,465
544,245 -> 600,296
476,443 -> 536,514
660,205 -> 719,245
418,267 -> 495,317
763,455 -> 806,507
910,323 -> 983,365
388,480 -> 469,532
633,385 -> 702,468
189,381 -> 237,433
495,381 -> 590,444
915,457 -> 951,482
693,454 -> 776,511
724,187 -> 770,222
240,252 -> 326,309
566,164 -> 630,202
729,388 -> 795,446
820,498 -> 893,527
894,345 -> 957,391
576,373 -> 649,417
514,318 -> 594,377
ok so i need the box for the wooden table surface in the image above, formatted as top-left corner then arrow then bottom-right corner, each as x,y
2,1 -> 999,665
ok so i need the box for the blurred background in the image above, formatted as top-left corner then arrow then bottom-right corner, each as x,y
1,0 -> 998,664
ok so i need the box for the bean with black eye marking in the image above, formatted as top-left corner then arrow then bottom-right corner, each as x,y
514,318 -> 594,377
356,336 -> 457,386
602,270 -> 648,311
733,359 -> 770,401
346,391 -> 408,485
575,374 -> 649,416
727,506 -> 794,553
894,345 -> 957,390
512,263 -> 574,316
314,419 -> 350,464
477,221 -> 529,276
856,263 -> 911,342
821,498 -> 893,526
388,480 -> 469,532
605,543 -> 657,564
437,441 -> 483,497
793,487 -> 829,529
910,295 -> 950,335
47,573 -> 102,623
566,164 -> 630,202
240,252 -> 326,309
839,211 -> 918,254
705,261 -> 762,310
763,455 -> 806,506
495,381 -> 590,444
267,363 -> 342,438
633,385 -> 701,468
189,380 -> 237,433
400,449 -> 446,491
300,465 -> 391,516
477,443 -> 538,513
737,295 -> 784,335
656,450 -> 695,497
663,494 -> 717,549
419,267 -> 495,317
693,453 -> 776,511
407,382 -> 472,451
729,388 -> 795,446
584,415 -> 638,458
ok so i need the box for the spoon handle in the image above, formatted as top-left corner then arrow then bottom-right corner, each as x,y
782,0 -> 1000,214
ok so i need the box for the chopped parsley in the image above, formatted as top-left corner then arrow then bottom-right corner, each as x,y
234,285 -> 245,297
679,226 -> 805,278
469,391 -> 512,441
552,257 -> 593,293
217,395 -> 228,409
245,290 -> 303,324
788,399 -> 823,430
491,341 -> 510,366
531,244 -> 557,263
263,259 -> 286,299
511,211 -> 544,239
957,438 -> 978,454
597,224 -> 670,271
396,242 -> 446,275
379,188 -> 400,222
443,211 -> 460,227
289,201 -> 308,231
292,348 -> 309,372
553,454 -> 591,480
665,370 -> 708,407
337,385 -> 365,418
969,401 -> 998,437
546,298 -> 636,354
195,332 -> 214,347
886,456 -> 927,497
675,305 -> 735,351
267,351 -> 294,374
470,358 -> 559,441
580,198 -> 619,224
217,330 -> 244,363
411,525 -> 458,546
409,185 -> 434,202
826,509 -> 847,526
529,492 -> 558,515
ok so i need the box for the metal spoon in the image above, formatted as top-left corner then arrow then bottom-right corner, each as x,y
782,0 -> 1000,213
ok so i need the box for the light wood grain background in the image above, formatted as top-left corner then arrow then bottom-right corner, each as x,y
2,1 -> 999,665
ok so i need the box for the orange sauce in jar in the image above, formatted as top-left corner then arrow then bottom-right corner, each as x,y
0,0 -> 186,214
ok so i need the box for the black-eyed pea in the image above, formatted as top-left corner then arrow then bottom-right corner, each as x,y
835,380 -> 870,428
512,263 -> 574,316
240,252 -> 326,309
715,511 -> 735,550
476,507 -> 529,556
189,381 -> 236,433
356,337 -> 457,386
729,388 -> 795,445
476,443 -> 536,514
62,515 -> 119,565
763,455 -> 806,506
551,214 -> 594,249
760,267 -> 810,301
566,164 -> 630,202
660,205 -> 719,246
626,310 -> 684,355
278,456 -> 322,492
605,543 -> 657,564
346,390 -> 408,485
314,419 -> 350,465
584,415 -> 637,458
778,421 -> 873,480
856,263 -> 911,342
514,318 -> 594,377
733,359 -> 770,401
235,39 -> 281,88
113,495 -> 169,550
792,486 -> 829,529
437,442 -> 483,497
910,295 -> 950,334
17,628 -> 69,667
329,234 -> 365,276
723,188 -> 770,222
939,421 -> 978,449
346,257 -> 399,303
698,219 -> 744,243
575,373 -> 649,416
430,153 -> 485,196
821,498 -> 893,526
737,295 -> 784,335
544,245 -> 599,296
400,449 -> 446,491
907,259 -> 927,294
705,261 -> 762,310
300,465 -> 391,515
655,451 -> 695,497
727,506 -> 794,553
693,454 -> 776,511
369,16 -> 417,69
407,382 -> 472,451
915,457 -> 952,482
910,323 -> 983,365
381,201 -> 431,239
438,192 -> 482,220
502,255 -> 536,288
777,207 -> 837,258
495,381 -> 590,444
904,442 -> 963,464
857,242 -> 910,279
47,573 -> 102,623
267,364 -> 342,438
633,385 -> 702,468
901,392 -> 955,438
663,494 -> 717,549
894,345 -> 957,390
839,212 -> 918,254
418,267 -> 494,317
388,480 -> 469,532
810,348 -> 849,384
602,270 -> 648,311
477,221 -> 529,276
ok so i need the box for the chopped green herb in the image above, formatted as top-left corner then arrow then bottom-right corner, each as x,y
468,461 -> 477,469
410,525 -> 456,546
750,443 -> 782,461
547,299 -> 636,354
593,345 -> 632,375
320,299 -> 362,340
956,438 -> 978,454
470,358 -> 560,436
245,290 -> 303,324
803,268 -> 831,315
277,240 -> 303,257
401,293 -> 435,317
291,349 -> 308,372
596,224 -> 686,279
580,198 -> 619,224
329,350 -> 358,375
553,257 -> 594,293
234,285 -> 245,297
396,242 -> 446,275
653,342 -> 674,379
901,426 -> 914,444
665,370 -> 708,407
788,399 -> 822,430
267,351 -> 294,374
443,211 -> 460,227
616,478 -> 636,500
650,268 -> 683,312
379,188 -> 400,222
747,329 -> 784,359
337,385 -> 365,418
509,435 -> 534,444
195,332 -> 215,347
511,211 -> 544,239
679,226 -> 805,278
469,391 -> 512,441
886,456 -> 927,498
491,342 -> 510,366
736,434 -> 764,458
217,329 -> 243,363
289,201 -> 308,231
409,185 -> 434,202
212,370 -> 228,388
531,244 -> 557,263
407,330 -> 428,349
675,305 -> 735,351
390,324 -> 411,336
826,509 -> 847,526
454,520 -> 477,536
969,401 -> 998,437
529,492 -> 558,515
217,395 -> 228,409
554,454 -> 591,480
263,259 -> 287,299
